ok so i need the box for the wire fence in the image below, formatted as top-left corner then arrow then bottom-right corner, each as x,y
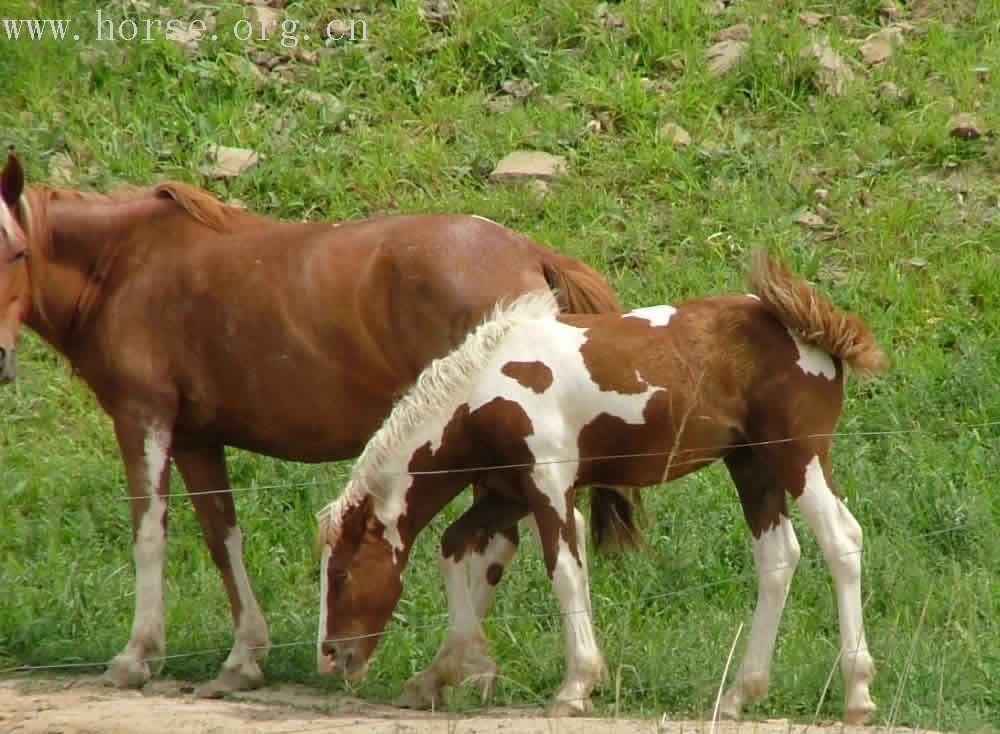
2,419 -> 996,729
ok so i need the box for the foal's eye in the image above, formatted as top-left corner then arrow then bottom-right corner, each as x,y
8,251 -> 25,264
332,571 -> 350,593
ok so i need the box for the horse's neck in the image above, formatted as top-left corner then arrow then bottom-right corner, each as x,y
25,196 -> 163,351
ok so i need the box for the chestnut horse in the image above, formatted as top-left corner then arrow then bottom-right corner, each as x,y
0,155 -> 31,382
317,249 -> 887,723
0,153 -> 633,696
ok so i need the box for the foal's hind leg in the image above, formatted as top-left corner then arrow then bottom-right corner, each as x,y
795,453 -> 875,724
173,445 -> 269,698
718,448 -> 801,719
104,421 -> 173,689
398,490 -> 526,710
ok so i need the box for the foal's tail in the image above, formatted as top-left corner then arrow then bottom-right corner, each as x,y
748,248 -> 888,377
540,256 -> 646,552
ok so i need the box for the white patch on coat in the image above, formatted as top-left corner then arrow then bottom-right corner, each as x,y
795,455 -> 874,712
221,526 -> 267,670
624,304 -> 677,327
129,424 -> 171,654
317,290 -> 561,556
465,318 -> 663,519
786,328 -> 837,380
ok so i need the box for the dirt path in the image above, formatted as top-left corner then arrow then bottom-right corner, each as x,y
0,677 -> 947,734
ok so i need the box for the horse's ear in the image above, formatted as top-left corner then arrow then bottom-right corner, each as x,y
1,152 -> 25,207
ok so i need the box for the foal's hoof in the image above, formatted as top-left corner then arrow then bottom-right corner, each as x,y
550,697 -> 593,717
846,702 -> 877,726
397,673 -> 442,710
195,665 -> 265,699
103,656 -> 151,690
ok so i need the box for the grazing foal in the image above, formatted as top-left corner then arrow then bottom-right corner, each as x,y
317,249 -> 886,723
0,153 -> 630,695
0,154 -> 31,382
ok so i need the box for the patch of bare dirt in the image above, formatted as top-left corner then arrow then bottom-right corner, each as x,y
0,677 -> 955,734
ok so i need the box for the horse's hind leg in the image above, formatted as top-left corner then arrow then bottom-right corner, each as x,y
398,488 -> 526,710
795,452 -> 875,724
717,447 -> 801,720
104,421 -> 173,689
173,445 -> 269,698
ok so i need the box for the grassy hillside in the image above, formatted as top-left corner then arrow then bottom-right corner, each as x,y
1,0 -> 997,730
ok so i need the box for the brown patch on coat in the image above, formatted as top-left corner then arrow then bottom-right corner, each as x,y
501,360 -> 554,394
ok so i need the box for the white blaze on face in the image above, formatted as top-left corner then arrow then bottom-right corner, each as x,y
317,544 -> 333,672
624,305 -> 677,327
786,328 -> 837,380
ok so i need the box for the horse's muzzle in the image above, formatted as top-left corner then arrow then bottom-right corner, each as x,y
318,639 -> 369,681
0,345 -> 16,383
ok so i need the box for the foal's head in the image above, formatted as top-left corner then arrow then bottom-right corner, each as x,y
316,494 -> 403,681
0,153 -> 31,383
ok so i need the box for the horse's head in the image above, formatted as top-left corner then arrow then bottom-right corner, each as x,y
0,152 -> 31,383
316,493 -> 403,681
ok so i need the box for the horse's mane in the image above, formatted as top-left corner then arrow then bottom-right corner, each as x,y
316,289 -> 561,544
33,180 -> 249,233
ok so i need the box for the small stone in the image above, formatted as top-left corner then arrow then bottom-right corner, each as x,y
860,27 -> 903,66
815,203 -> 834,220
706,39 -> 748,76
202,145 -> 262,178
794,209 -> 825,228
878,4 -> 902,21
715,23 -> 751,42
658,122 -> 692,147
878,81 -> 906,101
639,77 -> 672,92
247,5 -> 284,27
814,188 -> 830,201
500,79 -> 537,98
798,11 -> 829,27
973,67 -> 989,83
491,151 -> 568,181
948,113 -> 982,140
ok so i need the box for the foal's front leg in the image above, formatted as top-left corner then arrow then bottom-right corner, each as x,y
103,419 -> 173,689
399,490 -> 526,710
174,445 -> 269,698
530,472 -> 604,717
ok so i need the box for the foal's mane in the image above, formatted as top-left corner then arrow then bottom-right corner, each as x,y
33,180 -> 249,233
316,289 -> 561,542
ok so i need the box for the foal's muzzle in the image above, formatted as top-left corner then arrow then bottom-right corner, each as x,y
318,639 -> 369,681
0,344 -> 16,383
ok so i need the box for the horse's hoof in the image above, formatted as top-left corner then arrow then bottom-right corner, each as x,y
550,697 -> 593,717
195,665 -> 265,698
103,656 -> 150,689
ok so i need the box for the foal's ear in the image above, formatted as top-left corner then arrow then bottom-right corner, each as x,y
1,152 -> 25,207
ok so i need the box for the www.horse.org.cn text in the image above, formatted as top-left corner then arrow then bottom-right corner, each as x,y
1,12 -> 368,48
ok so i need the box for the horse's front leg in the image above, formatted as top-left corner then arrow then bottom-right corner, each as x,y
529,470 -> 604,717
103,417 -> 174,689
398,489 -> 527,710
174,444 -> 269,698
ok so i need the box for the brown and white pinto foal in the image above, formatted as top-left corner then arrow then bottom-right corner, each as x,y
0,154 -> 31,382
317,249 -> 887,723
0,153 -> 632,696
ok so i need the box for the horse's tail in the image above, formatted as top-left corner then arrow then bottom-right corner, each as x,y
540,256 -> 645,553
541,257 -> 624,316
748,248 -> 888,377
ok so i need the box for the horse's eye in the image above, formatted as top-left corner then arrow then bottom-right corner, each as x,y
9,251 -> 26,264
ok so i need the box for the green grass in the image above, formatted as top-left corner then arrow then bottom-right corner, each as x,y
1,0 -> 997,729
